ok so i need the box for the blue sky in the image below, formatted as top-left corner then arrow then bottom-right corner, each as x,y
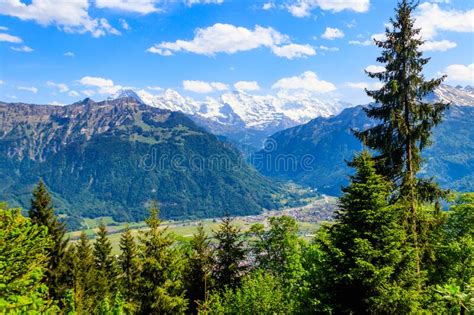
0,0 -> 473,105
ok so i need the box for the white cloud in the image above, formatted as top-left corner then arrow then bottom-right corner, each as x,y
78,76 -> 122,94
321,27 -> 344,40
365,65 -> 385,73
95,0 -> 160,14
10,45 -> 33,52
183,80 -> 228,93
262,2 -> 274,10
271,43 -> 316,59
0,32 -> 22,43
0,80 -> 4,84
0,26 -> 8,30
46,81 -> 69,93
415,3 -> 474,40
119,18 -> 130,30
348,33 -> 385,46
17,86 -> 38,93
147,23 -> 314,59
318,45 -> 339,52
82,89 -> 95,97
272,71 -> 336,94
444,64 -> 474,83
287,0 -> 370,18
234,81 -> 260,91
64,51 -> 75,57
0,0 -> 119,37
147,86 -> 162,91
68,90 -> 80,97
420,40 -> 457,52
346,82 -> 383,90
184,0 -> 224,6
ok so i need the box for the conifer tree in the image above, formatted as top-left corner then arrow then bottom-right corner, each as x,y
93,221 -> 117,297
29,180 -> 69,303
185,223 -> 214,313
118,225 -> 139,310
136,202 -> 187,314
73,232 -> 97,314
317,151 -> 418,313
213,216 -> 246,290
355,0 -> 449,283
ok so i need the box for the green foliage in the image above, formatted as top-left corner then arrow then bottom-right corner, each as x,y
184,223 -> 214,313
71,231 -> 97,313
118,225 -> 139,311
94,221 -> 118,296
201,270 -> 294,315
212,217 -> 247,290
136,202 -> 187,314
0,205 -> 57,313
29,180 -> 70,302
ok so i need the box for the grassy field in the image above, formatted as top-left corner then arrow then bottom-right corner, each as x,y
68,196 -> 336,254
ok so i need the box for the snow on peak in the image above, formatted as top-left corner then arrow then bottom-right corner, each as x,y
110,89 -> 144,103
432,84 -> 474,106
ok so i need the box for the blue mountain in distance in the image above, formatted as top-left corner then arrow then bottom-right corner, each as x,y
254,84 -> 474,195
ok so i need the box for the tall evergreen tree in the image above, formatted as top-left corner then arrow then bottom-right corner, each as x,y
315,151 -> 419,313
93,221 -> 117,297
213,216 -> 247,290
137,202 -> 187,314
184,223 -> 214,313
118,225 -> 139,311
72,232 -> 97,314
355,0 -> 449,282
28,180 -> 69,303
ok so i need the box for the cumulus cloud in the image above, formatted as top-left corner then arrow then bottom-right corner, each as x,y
321,27 -> 344,40
318,45 -> 339,52
234,81 -> 260,91
119,18 -> 130,30
183,80 -> 228,93
147,23 -> 315,59
0,26 -> 7,30
271,43 -> 316,59
262,2 -> 274,10
420,40 -> 457,52
287,0 -> 370,18
444,64 -> 474,83
95,0 -> 160,14
184,0 -> 224,6
0,32 -> 22,43
365,65 -> 385,73
78,76 -> 122,94
0,80 -> 4,84
64,51 -> 75,57
10,45 -> 33,52
415,3 -> 474,40
17,86 -> 38,93
147,86 -> 162,91
0,0 -> 120,37
46,81 -> 69,93
272,71 -> 336,94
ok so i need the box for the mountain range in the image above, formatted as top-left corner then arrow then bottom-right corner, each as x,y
254,84 -> 474,195
112,88 -> 348,149
0,97 -> 283,228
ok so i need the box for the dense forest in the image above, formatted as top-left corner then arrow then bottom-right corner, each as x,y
1,1 -> 473,314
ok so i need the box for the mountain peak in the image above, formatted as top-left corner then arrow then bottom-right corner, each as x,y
110,89 -> 144,103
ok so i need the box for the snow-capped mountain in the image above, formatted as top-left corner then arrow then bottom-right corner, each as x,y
430,84 -> 474,106
111,88 -> 348,148
109,84 -> 473,149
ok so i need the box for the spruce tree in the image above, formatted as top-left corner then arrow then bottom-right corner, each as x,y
213,216 -> 246,290
355,0 -> 449,283
73,232 -> 97,314
185,223 -> 214,313
317,151 -> 418,313
137,202 -> 187,314
29,180 -> 69,303
93,221 -> 117,297
118,225 -> 139,310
